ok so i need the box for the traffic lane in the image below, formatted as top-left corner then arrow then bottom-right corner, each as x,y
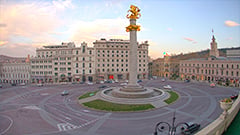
0,107 -> 56,135
0,115 -> 13,135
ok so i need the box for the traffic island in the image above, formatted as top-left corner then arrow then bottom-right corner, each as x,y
78,90 -> 179,112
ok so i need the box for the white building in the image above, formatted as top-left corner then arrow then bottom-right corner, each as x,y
93,38 -> 149,82
31,42 -> 95,83
180,35 -> 240,87
31,38 -> 149,83
0,56 -> 31,84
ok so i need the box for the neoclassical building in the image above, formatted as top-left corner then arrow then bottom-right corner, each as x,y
180,35 -> 240,87
0,55 -> 31,84
31,42 -> 95,83
93,38 -> 149,81
31,38 -> 149,83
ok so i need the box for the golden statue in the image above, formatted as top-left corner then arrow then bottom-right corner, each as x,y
126,5 -> 141,19
126,5 -> 141,32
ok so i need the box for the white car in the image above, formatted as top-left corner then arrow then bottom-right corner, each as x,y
120,83 -> 128,86
163,85 -> 172,89
37,83 -> 43,87
86,82 -> 93,85
20,83 -> 26,86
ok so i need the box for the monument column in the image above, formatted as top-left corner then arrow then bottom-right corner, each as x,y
111,5 -> 154,98
128,18 -> 138,86
120,5 -> 144,92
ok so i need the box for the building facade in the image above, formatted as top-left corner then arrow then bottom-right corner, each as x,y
0,56 -> 31,84
31,38 -> 149,83
179,35 -> 240,87
152,56 -> 180,79
31,42 -> 95,83
93,38 -> 149,82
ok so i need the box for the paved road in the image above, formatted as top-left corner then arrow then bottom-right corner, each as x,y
0,80 -> 239,135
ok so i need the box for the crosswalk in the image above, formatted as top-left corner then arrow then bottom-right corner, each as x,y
57,123 -> 77,131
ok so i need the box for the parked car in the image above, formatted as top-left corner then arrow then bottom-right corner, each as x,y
120,83 -> 128,86
184,79 -> 190,83
137,80 -> 142,83
163,85 -> 172,89
86,82 -> 93,85
61,90 -> 69,96
20,83 -> 26,86
11,83 -> 17,86
210,83 -> 215,88
182,123 -> 200,135
0,84 -> 2,88
37,83 -> 43,87
230,94 -> 238,100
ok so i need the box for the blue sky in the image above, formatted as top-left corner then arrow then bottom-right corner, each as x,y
0,0 -> 239,58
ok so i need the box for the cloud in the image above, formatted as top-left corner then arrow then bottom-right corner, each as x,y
184,37 -> 194,42
0,1 -> 74,56
52,0 -> 74,10
0,41 -> 8,46
69,18 -> 129,45
167,28 -> 173,31
224,20 -> 240,27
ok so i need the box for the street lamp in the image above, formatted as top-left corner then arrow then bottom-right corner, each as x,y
154,111 -> 189,135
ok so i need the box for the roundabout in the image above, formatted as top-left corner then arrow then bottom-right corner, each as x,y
0,79 -> 239,135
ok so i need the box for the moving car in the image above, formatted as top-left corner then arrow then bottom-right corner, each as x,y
230,94 -> 238,100
163,85 -> 172,89
61,90 -> 69,96
98,85 -> 108,89
182,123 -> 200,135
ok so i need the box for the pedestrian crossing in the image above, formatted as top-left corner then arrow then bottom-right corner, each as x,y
57,123 -> 77,131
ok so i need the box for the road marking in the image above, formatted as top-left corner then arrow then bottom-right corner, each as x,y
23,105 -> 41,110
0,115 -> 13,135
57,123 -> 77,131
41,93 -> 49,96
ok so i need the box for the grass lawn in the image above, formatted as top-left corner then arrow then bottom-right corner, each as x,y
164,91 -> 179,104
78,91 -> 98,100
83,99 -> 155,112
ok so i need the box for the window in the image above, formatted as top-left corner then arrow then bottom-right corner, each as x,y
82,46 -> 85,53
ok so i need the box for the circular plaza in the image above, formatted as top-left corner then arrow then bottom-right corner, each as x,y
0,79 -> 239,135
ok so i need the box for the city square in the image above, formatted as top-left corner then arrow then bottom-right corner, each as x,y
0,79 -> 239,135
0,1 -> 240,135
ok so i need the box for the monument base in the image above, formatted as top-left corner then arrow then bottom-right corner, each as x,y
111,85 -> 154,98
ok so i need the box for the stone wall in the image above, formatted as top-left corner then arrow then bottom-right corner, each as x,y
195,93 -> 240,135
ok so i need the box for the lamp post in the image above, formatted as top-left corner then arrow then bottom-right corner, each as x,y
154,111 -> 189,135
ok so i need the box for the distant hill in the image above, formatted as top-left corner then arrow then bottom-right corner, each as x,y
169,47 -> 240,60
0,55 -> 26,63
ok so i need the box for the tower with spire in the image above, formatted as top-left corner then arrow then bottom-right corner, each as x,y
209,29 -> 219,58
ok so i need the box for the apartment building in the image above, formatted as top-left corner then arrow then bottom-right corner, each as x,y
93,38 -> 149,81
0,55 -> 31,84
31,38 -> 149,83
31,42 -> 95,83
